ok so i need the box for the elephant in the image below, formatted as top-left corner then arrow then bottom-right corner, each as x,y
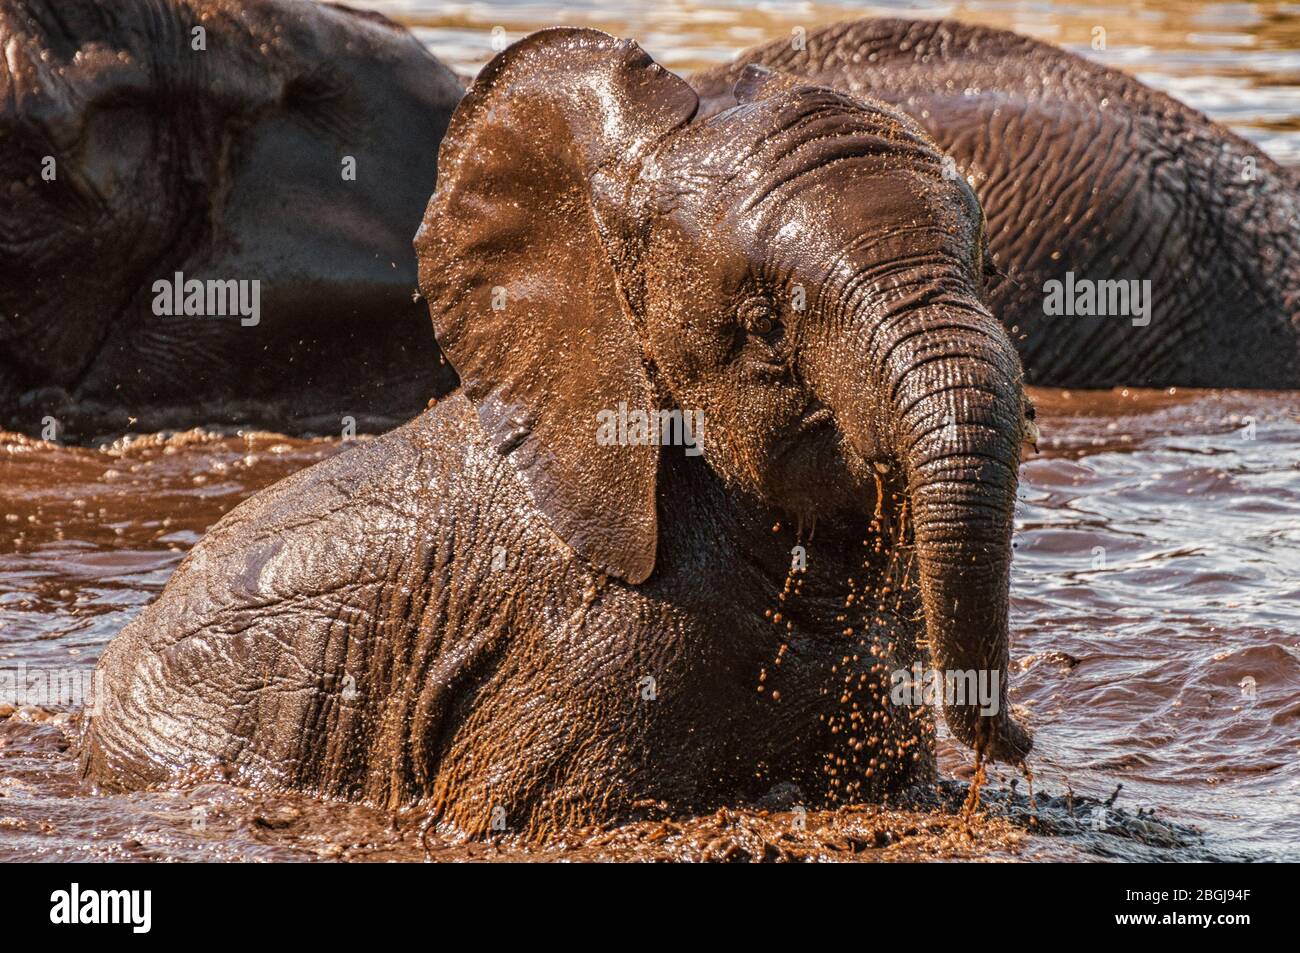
692,18 -> 1300,388
80,29 -> 1034,838
0,0 -> 463,438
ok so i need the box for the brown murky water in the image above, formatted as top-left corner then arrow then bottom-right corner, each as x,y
3,1 -> 1299,861
3,389 -> 1296,861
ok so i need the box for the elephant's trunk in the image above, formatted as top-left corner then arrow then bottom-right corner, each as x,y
892,301 -> 1029,762
840,295 -> 1032,763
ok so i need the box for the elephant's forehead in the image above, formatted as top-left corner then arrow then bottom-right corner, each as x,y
677,87 -> 943,183
654,95 -> 973,251
724,162 -> 979,270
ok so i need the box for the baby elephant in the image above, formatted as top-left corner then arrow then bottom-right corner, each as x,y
82,29 -> 1033,838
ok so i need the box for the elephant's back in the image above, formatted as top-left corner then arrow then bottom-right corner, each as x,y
77,397 -> 487,794
697,18 -> 1224,132
77,410 -> 429,788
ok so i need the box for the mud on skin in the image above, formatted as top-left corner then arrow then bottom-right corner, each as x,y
0,0 -> 463,439
79,28 -> 1039,839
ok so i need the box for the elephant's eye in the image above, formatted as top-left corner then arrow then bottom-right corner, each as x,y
739,296 -> 780,337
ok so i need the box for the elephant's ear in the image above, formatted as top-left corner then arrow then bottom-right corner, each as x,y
415,29 -> 699,584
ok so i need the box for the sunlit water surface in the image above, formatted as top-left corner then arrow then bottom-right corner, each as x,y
387,0 -> 1300,165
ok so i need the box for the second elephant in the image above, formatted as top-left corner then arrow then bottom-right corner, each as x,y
0,0 -> 463,437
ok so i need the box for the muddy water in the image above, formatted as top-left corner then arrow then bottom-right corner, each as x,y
3,1 -> 1300,861
2,390 -> 1296,861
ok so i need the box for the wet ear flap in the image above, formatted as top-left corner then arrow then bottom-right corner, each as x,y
415,29 -> 699,584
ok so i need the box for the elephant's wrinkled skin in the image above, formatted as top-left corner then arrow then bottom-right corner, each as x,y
693,18 -> 1300,388
0,0 -> 462,437
82,30 -> 1032,838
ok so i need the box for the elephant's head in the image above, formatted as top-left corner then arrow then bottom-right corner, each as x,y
0,0 -> 460,402
416,29 -> 1032,764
